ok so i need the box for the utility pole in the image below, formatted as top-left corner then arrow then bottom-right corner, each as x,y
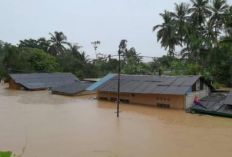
117,49 -> 121,117
116,39 -> 127,118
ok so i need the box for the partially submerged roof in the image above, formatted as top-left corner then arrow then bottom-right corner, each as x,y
51,81 -> 93,96
9,73 -> 79,90
191,92 -> 232,117
94,75 -> 202,95
224,89 -> 232,105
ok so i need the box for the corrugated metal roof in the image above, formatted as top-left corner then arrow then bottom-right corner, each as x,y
51,81 -> 93,96
172,86 -> 191,95
121,81 -> 142,93
141,82 -> 159,93
132,82 -> 152,93
170,76 -> 188,86
86,74 -> 116,91
9,73 -> 79,90
192,93 -> 226,110
224,89 -> 232,105
96,74 -> 201,95
181,76 -> 199,86
192,92 -> 232,114
161,86 -> 179,94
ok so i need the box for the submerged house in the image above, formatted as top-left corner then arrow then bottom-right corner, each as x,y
9,73 -> 79,90
191,90 -> 232,117
93,74 -> 213,110
51,81 -> 94,96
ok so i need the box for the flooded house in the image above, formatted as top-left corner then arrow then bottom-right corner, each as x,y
92,74 -> 213,110
51,81 -> 94,96
9,73 -> 79,90
51,77 -> 101,96
191,89 -> 232,117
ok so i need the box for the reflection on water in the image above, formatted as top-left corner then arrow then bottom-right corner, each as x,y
0,83 -> 232,157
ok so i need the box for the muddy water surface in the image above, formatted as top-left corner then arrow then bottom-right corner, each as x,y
0,84 -> 232,157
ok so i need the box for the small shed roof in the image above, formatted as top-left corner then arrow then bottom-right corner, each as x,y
51,81 -> 93,96
94,75 -> 203,95
192,92 -> 232,117
9,73 -> 79,90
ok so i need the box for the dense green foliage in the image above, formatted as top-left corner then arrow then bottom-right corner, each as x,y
0,32 -> 152,79
0,147 -> 25,157
0,151 -> 12,157
153,0 -> 232,86
0,0 -> 232,86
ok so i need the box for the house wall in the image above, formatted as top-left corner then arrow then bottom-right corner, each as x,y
97,91 -> 186,109
185,83 -> 210,109
52,90 -> 97,96
9,79 -> 22,90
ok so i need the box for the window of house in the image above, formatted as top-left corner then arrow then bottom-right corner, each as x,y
157,103 -> 170,108
120,99 -> 129,103
110,98 -> 117,102
99,97 -> 108,100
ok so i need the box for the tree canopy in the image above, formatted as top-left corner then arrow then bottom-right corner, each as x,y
0,0 -> 232,87
153,0 -> 232,86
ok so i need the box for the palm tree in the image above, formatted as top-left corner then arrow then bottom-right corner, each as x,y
68,43 -> 82,58
223,6 -> 232,32
189,0 -> 211,27
119,40 -> 127,52
124,47 -> 142,64
220,6 -> 232,45
91,41 -> 101,59
171,3 -> 191,44
209,0 -> 229,41
79,51 -> 90,63
153,11 -> 180,56
202,22 -> 217,45
49,31 -> 69,56
180,35 -> 210,63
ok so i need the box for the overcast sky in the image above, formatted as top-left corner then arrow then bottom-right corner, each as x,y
0,0 -> 224,59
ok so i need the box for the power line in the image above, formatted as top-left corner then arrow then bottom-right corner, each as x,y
97,53 -> 232,63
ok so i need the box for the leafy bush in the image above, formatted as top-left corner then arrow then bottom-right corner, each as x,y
0,147 -> 25,157
0,151 -> 12,157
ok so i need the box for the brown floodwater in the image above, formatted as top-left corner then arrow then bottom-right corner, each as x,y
0,83 -> 232,157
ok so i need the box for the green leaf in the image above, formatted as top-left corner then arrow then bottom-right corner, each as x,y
0,151 -> 12,157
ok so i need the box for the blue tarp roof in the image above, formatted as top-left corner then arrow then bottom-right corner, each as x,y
86,74 -> 116,91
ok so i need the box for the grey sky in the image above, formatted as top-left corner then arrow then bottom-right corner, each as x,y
0,0 -> 202,59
